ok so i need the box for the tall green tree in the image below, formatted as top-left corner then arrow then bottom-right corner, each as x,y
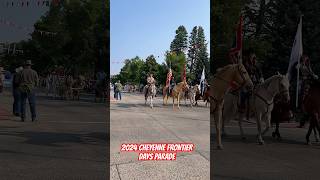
170,26 -> 188,54
194,26 -> 209,82
1,0 -> 108,76
187,26 -> 198,76
211,0 -> 248,74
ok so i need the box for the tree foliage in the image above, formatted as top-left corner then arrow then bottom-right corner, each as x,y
170,26 -> 188,54
0,0 -> 109,76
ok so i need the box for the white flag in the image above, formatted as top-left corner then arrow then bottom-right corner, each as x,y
200,67 -> 205,95
287,16 -> 303,81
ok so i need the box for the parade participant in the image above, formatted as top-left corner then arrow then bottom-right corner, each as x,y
169,76 -> 176,94
296,55 -> 318,128
145,73 -> 156,96
18,60 -> 39,122
239,50 -> 251,112
239,50 -> 264,112
299,55 -> 318,103
12,66 -> 23,116
115,80 -> 123,100
96,68 -> 106,86
248,52 -> 264,85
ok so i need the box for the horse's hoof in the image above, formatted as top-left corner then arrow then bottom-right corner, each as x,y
277,137 -> 282,141
272,132 -> 276,138
221,133 -> 228,138
258,141 -> 265,145
306,141 -> 312,145
217,145 -> 224,150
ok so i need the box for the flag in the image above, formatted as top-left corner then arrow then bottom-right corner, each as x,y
287,16 -> 303,108
229,15 -> 243,63
287,16 -> 303,81
200,67 -> 205,95
182,64 -> 186,82
166,68 -> 172,87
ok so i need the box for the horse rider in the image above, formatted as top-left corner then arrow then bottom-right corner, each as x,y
145,73 -> 156,96
299,55 -> 318,103
239,50 -> 264,112
297,55 -> 318,127
169,76 -> 176,95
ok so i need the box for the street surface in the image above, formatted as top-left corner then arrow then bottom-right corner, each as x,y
110,91 -> 210,180
0,90 -> 107,180
213,121 -> 320,180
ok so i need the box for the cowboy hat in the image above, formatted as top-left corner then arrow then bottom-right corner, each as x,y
25,60 -> 33,65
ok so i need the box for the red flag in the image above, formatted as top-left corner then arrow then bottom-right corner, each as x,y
182,64 -> 186,82
166,69 -> 172,86
229,16 -> 243,63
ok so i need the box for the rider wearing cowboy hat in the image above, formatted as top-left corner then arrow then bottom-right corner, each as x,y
145,73 -> 156,96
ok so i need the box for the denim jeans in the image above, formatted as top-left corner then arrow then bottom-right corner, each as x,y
20,91 -> 36,119
13,88 -> 21,115
117,91 -> 122,100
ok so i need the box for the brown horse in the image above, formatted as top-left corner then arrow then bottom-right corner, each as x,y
210,63 -> 253,149
162,85 -> 170,105
195,85 -> 210,107
171,81 -> 188,109
302,80 -> 320,145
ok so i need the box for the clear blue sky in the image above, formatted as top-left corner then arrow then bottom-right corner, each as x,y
110,0 -> 210,75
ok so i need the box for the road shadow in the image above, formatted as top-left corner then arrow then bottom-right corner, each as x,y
36,94 -> 107,104
0,130 -> 107,147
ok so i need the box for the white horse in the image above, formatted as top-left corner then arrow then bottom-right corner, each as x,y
144,84 -> 157,108
222,73 -> 290,145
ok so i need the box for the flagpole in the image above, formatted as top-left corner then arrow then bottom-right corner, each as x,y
295,15 -> 303,109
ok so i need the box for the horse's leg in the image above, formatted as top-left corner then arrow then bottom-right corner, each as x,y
238,112 -> 246,140
306,121 -> 314,145
274,121 -> 282,140
177,94 -> 181,109
150,96 -> 153,108
256,113 -> 264,145
262,114 -> 271,136
172,95 -> 175,109
313,127 -> 319,142
313,113 -> 319,142
215,104 -> 223,150
189,95 -> 193,108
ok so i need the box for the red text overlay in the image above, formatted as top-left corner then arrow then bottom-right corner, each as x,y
120,143 -> 195,161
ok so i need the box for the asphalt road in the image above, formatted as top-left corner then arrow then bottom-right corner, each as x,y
0,90 -> 107,180
110,92 -> 210,180
213,121 -> 320,180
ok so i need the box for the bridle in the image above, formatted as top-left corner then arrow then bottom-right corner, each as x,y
211,65 -> 249,112
254,76 -> 289,116
213,65 -> 248,88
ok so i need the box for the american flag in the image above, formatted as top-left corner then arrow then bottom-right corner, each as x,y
229,16 -> 243,63
182,64 -> 186,82
166,68 -> 172,86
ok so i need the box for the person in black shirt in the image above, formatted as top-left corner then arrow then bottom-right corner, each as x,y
12,67 -> 23,116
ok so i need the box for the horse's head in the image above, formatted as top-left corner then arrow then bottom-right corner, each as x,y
233,64 -> 253,91
276,73 -> 290,102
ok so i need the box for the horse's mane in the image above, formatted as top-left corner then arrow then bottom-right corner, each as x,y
258,75 -> 282,89
215,64 -> 235,76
